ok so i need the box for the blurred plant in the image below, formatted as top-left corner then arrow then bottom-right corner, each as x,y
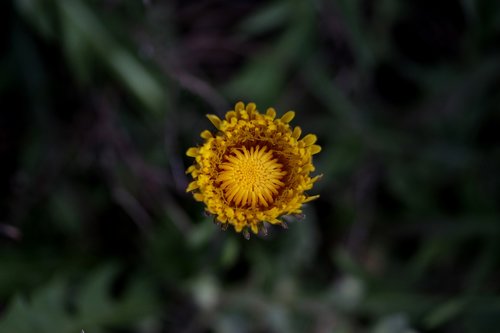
0,265 -> 158,333
15,0 -> 166,113
1,0 -> 500,332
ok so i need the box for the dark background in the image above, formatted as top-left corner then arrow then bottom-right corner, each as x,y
1,0 -> 500,332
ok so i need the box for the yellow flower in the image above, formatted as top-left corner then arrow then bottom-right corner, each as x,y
186,101 -> 321,237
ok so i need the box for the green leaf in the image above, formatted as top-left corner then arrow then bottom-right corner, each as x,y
77,265 -> 117,323
424,299 -> 467,329
0,266 -> 158,333
58,0 -> 166,113
238,1 -> 291,36
372,314 -> 417,333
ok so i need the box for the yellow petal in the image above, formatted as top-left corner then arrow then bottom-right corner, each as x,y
250,224 -> 259,234
186,181 -> 199,192
225,207 -> 234,219
292,126 -> 302,139
246,102 -> 256,113
310,145 -> 322,155
225,111 -> 237,121
200,130 -> 212,139
266,108 -> 276,119
193,193 -> 204,201
185,165 -> 196,174
186,147 -> 199,157
206,114 -> 221,129
239,110 -> 249,120
304,194 -> 320,202
234,101 -> 245,112
281,111 -> 295,123
302,134 -> 317,146
311,174 -> 323,183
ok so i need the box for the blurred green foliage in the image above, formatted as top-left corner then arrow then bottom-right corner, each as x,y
1,0 -> 500,332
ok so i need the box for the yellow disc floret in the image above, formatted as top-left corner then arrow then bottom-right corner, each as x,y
186,101 -> 321,235
218,146 -> 287,208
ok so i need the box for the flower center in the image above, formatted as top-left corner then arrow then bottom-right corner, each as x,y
217,145 -> 287,208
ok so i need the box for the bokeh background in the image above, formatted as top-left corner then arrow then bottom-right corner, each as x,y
1,0 -> 500,332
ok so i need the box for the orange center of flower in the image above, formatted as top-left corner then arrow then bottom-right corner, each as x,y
217,145 -> 287,208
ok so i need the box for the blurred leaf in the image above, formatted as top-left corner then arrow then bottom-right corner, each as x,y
221,236 -> 239,268
0,297 -> 37,333
363,292 -> 439,319
77,265 -> 117,322
372,313 -> 418,333
302,58 -> 364,133
58,0 -> 166,113
188,219 -> 217,248
49,187 -> 81,234
225,2 -> 314,104
0,266 -> 158,333
190,274 -> 219,311
238,1 -> 290,36
424,298 -> 467,329
336,0 -> 376,69
334,248 -> 371,282
15,0 -> 57,39
329,276 -> 365,311
0,281 -> 72,333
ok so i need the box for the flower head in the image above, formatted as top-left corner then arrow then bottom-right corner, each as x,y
186,102 -> 321,236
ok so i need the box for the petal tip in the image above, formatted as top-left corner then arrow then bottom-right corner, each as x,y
310,145 -> 322,155
206,114 -> 221,129
186,147 -> 199,157
281,111 -> 295,123
234,101 -> 245,112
